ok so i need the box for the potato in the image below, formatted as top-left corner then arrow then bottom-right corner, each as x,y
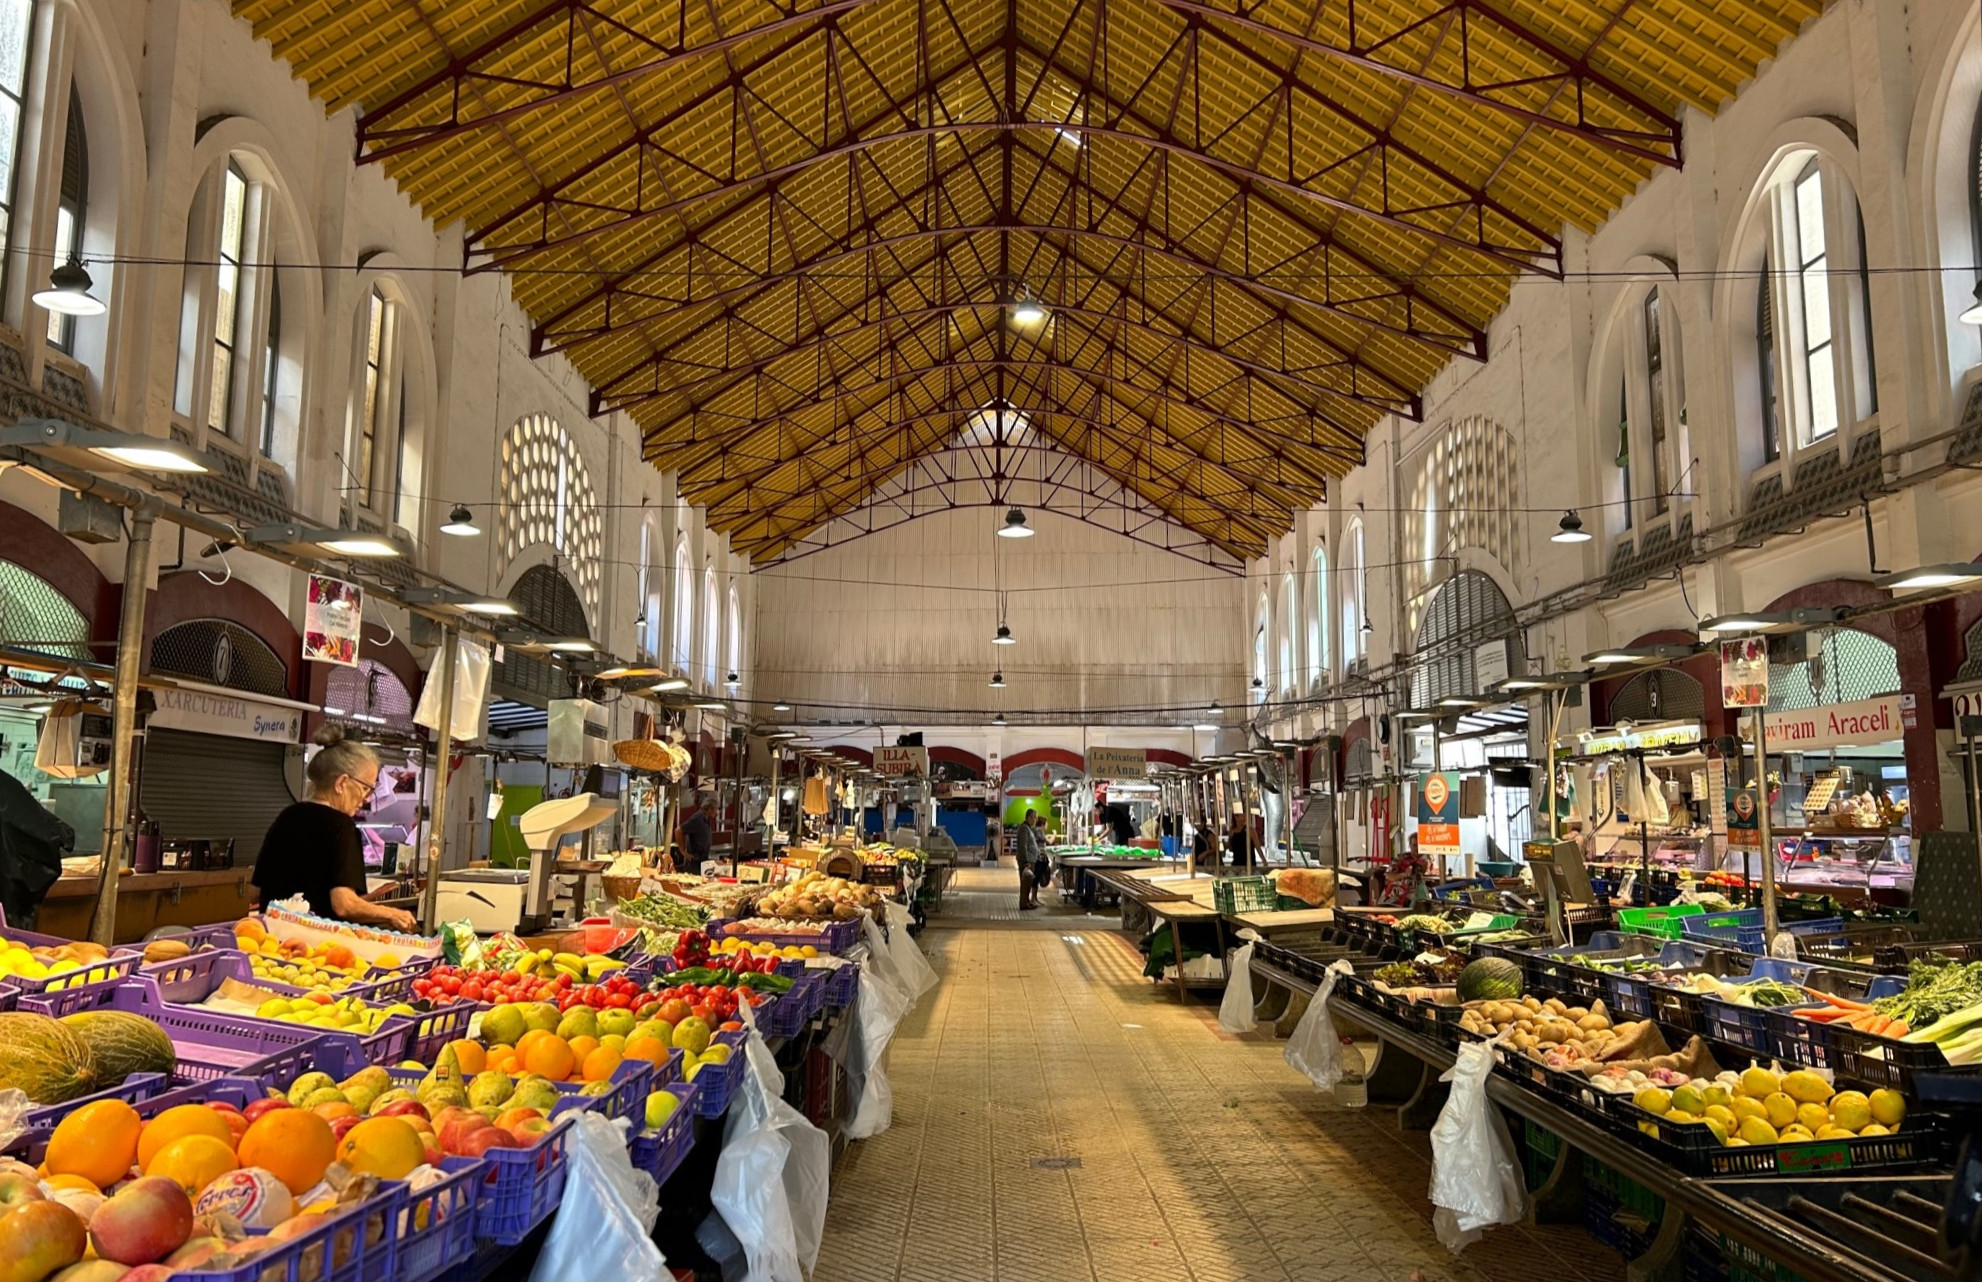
1567,1006 -> 1589,1020
1578,1014 -> 1612,1032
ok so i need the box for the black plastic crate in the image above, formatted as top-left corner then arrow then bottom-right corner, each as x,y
1594,1090 -> 1945,1177
1803,1019 -> 1953,1094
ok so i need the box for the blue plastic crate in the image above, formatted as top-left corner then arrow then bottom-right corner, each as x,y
459,1119 -> 574,1245
628,1078 -> 699,1185
166,1183 -> 401,1282
1681,909 -> 1768,953
379,1058 -> 654,1131
819,960 -> 859,1009
15,1071 -> 172,1143
691,1031 -> 747,1118
10,1075 -> 265,1166
395,1159 -> 484,1282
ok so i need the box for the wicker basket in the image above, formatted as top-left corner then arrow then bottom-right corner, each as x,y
602,874 -> 644,904
614,739 -> 674,773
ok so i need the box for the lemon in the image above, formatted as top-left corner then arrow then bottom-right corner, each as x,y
1815,1125 -> 1855,1140
1782,1070 -> 1831,1105
1727,1137 -> 1751,1147
1702,1117 -> 1729,1144
1858,1123 -> 1890,1137
1779,1124 -> 1815,1143
1633,1087 -> 1673,1116
1737,1116 -> 1779,1145
1702,1084 -> 1732,1109
1829,1091 -> 1872,1132
1869,1089 -> 1906,1127
1670,1084 -> 1706,1115
1762,1092 -> 1798,1130
1705,1105 -> 1738,1131
1795,1102 -> 1831,1132
1739,1066 -> 1781,1099
1731,1097 -> 1769,1124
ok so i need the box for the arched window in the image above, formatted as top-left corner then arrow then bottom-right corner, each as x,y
1642,289 -> 1671,516
1342,520 -> 1366,663
175,157 -> 291,459
635,519 -> 654,661
1278,571 -> 1295,692
702,564 -> 719,688
497,414 -> 603,616
45,89 -> 86,353
726,584 -> 742,681
0,0 -> 36,309
354,287 -> 399,511
1308,543 -> 1329,686
1752,153 -> 1877,466
671,538 -> 693,670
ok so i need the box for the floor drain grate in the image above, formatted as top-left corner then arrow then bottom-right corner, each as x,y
1030,1157 -> 1082,1170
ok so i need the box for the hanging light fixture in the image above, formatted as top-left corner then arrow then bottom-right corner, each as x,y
773,701 -> 793,712
33,256 -> 104,317
997,507 -> 1035,538
1361,615 -> 1374,636
992,624 -> 1016,645
1010,297 -> 1048,325
988,671 -> 1006,688
440,504 -> 480,536
993,712 -> 1007,726
1552,510 -> 1593,543
725,671 -> 740,689
1960,282 -> 1982,325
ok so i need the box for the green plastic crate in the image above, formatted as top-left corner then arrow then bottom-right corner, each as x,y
1523,1120 -> 1562,1191
1617,904 -> 1706,939
1212,877 -> 1279,914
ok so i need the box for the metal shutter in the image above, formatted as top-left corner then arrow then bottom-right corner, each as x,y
139,728 -> 298,865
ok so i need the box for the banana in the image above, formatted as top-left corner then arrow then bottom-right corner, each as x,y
552,952 -> 585,970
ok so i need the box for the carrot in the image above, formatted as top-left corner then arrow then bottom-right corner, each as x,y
1799,1007 -> 1852,1022
1867,1015 -> 1895,1036
1813,991 -> 1870,1010
1888,1019 -> 1910,1037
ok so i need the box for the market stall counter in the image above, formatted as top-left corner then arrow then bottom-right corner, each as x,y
37,868 -> 260,943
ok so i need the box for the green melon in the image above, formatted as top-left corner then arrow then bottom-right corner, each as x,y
1456,956 -> 1523,1003
0,1011 -> 100,1104
62,1009 -> 174,1086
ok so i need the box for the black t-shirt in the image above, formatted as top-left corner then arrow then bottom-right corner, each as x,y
681,810 -> 713,862
251,802 -> 366,919
1102,803 -> 1136,845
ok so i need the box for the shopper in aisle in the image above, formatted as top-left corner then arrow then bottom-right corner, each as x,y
251,727 -> 418,932
675,791 -> 714,869
1097,799 -> 1137,846
1191,824 -> 1218,871
0,765 -> 73,930
1015,810 -> 1042,909
1225,814 -> 1253,871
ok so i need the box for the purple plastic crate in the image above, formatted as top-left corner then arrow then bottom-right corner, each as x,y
819,960 -> 859,1009
3,1072 -> 174,1158
145,947 -> 429,1009
751,990 -> 802,1038
30,976 -> 364,1085
628,1078 -> 699,1185
11,1075 -> 265,1166
691,1030 -> 747,1118
394,1159 -> 483,1282
0,924 -> 142,995
380,1058 -> 654,1131
0,981 -> 15,1012
173,921 -> 247,953
706,917 -> 858,955
456,1121 -> 573,1245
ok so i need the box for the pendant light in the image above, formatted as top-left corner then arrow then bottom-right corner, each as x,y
34,256 -> 105,317
993,712 -> 1007,726
1552,510 -> 1593,543
992,624 -> 1016,645
988,671 -> 1006,688
440,504 -> 480,536
773,701 -> 793,712
1961,282 -> 1982,325
997,507 -> 1035,538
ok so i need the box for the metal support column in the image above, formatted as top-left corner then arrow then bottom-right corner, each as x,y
1752,706 -> 1778,946
90,512 -> 155,948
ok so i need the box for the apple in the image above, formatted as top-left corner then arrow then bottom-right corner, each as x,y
0,1199 -> 88,1282
312,1101 -> 359,1124
0,1172 -> 45,1207
494,1107 -> 543,1130
457,1128 -> 520,1159
438,1115 -> 494,1156
242,1098 -> 293,1123
89,1177 -> 194,1266
507,1116 -> 554,1146
49,1261 -> 133,1282
329,1116 -> 364,1144
207,1106 -> 249,1146
117,1267 -> 178,1282
420,1136 -> 445,1167
376,1100 -> 429,1122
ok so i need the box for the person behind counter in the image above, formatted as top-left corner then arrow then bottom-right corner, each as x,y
251,727 -> 418,932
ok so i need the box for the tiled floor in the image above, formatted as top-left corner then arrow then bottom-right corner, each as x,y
813,867 -> 1620,1282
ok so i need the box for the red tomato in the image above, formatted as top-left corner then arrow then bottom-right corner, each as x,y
462,980 -> 485,1002
606,992 -> 632,1008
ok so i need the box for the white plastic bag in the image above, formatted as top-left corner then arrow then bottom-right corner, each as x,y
1428,1041 -> 1526,1253
710,1027 -> 832,1282
414,637 -> 491,742
1218,929 -> 1263,1033
879,901 -> 936,1003
845,917 -> 914,1138
527,1112 -> 664,1282
1284,959 -> 1354,1088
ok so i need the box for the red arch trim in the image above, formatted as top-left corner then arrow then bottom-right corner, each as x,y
145,573 -> 302,697
1002,747 -> 1086,774
0,499 -> 116,641
930,745 -> 984,775
1147,748 -> 1194,768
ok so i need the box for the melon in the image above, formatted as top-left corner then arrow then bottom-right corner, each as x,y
1456,957 -> 1523,1003
62,1009 -> 175,1086
0,1011 -> 100,1104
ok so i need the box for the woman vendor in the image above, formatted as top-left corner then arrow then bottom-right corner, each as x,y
250,726 -> 419,932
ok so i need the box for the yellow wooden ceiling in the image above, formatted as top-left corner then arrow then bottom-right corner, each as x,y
240,0 -> 1819,562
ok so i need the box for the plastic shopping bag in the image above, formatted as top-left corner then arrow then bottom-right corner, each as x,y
880,901 -> 937,1003
1428,1041 -> 1526,1253
709,1028 -> 832,1282
1284,959 -> 1354,1089
413,636 -> 491,742
527,1112 -> 665,1282
845,915 -> 915,1138
1218,929 -> 1263,1033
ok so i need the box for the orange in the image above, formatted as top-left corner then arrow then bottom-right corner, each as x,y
566,1036 -> 600,1064
138,1104 -> 236,1171
43,1174 -> 102,1194
235,917 -> 268,944
446,1040 -> 487,1075
522,1035 -> 575,1082
335,1117 -> 425,1180
580,1046 -> 623,1083
622,1037 -> 668,1065
516,1029 -> 553,1057
238,1109 -> 336,1194
147,1134 -> 238,1193
46,1099 -> 141,1188
488,1051 -> 520,1074
484,1042 -> 514,1062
